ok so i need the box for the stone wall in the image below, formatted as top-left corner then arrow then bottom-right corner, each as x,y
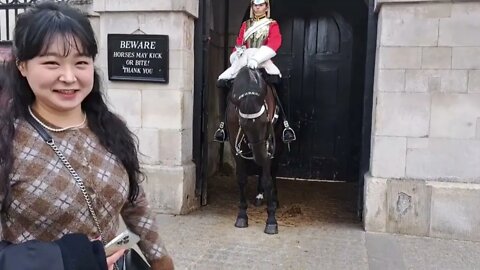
365,0 -> 480,241
93,0 -> 199,214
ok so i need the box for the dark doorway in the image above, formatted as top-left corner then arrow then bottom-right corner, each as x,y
194,0 -> 371,210
272,1 -> 368,182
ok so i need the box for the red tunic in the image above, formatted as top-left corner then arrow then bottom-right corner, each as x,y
234,20 -> 282,52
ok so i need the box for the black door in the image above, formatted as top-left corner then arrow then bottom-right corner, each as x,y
274,8 -> 356,181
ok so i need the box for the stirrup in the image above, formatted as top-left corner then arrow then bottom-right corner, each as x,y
282,121 -> 296,143
214,122 -> 227,142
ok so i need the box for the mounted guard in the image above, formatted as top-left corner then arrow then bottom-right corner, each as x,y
214,0 -> 296,144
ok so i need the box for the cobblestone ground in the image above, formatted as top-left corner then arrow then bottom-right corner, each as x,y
155,171 -> 480,270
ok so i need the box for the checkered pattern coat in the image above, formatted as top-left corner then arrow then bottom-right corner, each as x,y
2,119 -> 168,263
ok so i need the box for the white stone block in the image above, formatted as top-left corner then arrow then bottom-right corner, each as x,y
421,47 -> 451,69
159,129 -> 186,166
88,16 -> 101,46
378,2 -> 451,19
364,175 -> 388,232
142,90 -> 183,129
452,47 -> 480,69
430,93 -> 480,139
169,50 -> 194,70
106,88 -> 142,128
414,2 -> 452,18
450,2 -> 480,18
94,0 -> 199,17
142,163 -> 198,214
407,138 -> 429,149
98,13 -> 139,50
405,70 -> 467,93
376,69 -> 405,92
181,128 -> 193,164
137,128 -> 185,166
182,92 -> 194,130
429,181 -> 480,241
468,70 -> 480,93
386,179 -> 430,236
137,128 -> 161,165
137,13 -> 194,51
375,93 -> 430,137
406,138 -> 480,181
439,17 -> 480,46
377,47 -> 422,69
371,136 -> 407,179
167,68 -> 193,91
380,18 -> 438,46
96,48 -> 108,71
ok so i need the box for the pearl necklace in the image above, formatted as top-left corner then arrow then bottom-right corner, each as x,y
28,106 -> 87,132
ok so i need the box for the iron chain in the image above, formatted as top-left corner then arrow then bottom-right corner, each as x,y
46,139 -> 105,244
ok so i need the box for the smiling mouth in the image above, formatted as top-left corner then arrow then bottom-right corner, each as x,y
54,89 -> 79,94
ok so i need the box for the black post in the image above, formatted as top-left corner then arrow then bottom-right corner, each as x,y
357,0 -> 378,218
219,0 -> 230,167
193,0 -> 209,202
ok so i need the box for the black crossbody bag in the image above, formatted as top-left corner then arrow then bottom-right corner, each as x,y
25,115 -> 150,270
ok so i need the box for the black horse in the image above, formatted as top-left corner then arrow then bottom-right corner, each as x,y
226,66 -> 282,234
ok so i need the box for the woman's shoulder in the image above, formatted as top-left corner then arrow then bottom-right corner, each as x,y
13,118 -> 38,133
14,118 -> 33,133
12,118 -> 42,146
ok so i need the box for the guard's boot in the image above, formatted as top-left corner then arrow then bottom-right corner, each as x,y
214,121 -> 226,142
282,120 -> 296,143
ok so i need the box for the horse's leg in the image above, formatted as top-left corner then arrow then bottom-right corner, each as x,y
272,174 -> 279,208
235,161 -> 249,228
261,162 -> 278,234
254,175 -> 264,207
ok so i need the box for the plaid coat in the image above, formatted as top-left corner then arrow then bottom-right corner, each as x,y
2,119 -> 167,264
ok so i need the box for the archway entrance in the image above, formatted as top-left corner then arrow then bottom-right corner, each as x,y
193,0 -> 371,216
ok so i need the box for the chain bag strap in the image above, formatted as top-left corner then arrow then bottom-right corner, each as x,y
25,115 -> 106,242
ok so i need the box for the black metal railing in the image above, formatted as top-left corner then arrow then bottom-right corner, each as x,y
0,0 -> 73,41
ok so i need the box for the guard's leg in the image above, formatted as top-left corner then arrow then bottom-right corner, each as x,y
268,75 -> 296,143
213,79 -> 231,142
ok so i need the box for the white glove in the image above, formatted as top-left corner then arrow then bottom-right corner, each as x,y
247,59 -> 258,69
252,46 -> 277,65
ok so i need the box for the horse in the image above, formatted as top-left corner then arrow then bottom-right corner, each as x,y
226,65 -> 282,234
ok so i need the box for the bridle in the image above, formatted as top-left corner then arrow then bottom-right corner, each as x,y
234,90 -> 275,160
236,91 -> 265,119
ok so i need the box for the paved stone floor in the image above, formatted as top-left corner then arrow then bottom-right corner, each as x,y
155,172 -> 480,270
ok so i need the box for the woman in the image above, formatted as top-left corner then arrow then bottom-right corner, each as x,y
0,2 -> 174,269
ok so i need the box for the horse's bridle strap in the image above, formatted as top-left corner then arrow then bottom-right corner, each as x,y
239,105 -> 265,119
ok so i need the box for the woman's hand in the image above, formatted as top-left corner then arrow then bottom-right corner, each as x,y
107,249 -> 126,270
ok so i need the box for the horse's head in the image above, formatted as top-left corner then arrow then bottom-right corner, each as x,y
230,66 -> 271,164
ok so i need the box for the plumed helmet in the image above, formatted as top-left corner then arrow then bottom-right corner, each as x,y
250,0 -> 270,18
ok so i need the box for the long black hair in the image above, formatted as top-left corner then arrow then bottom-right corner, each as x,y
0,1 -> 142,214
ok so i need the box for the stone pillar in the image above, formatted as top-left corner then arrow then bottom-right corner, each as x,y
93,0 -> 199,214
365,0 -> 480,241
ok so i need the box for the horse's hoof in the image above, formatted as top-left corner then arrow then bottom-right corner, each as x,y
235,218 -> 248,228
264,223 -> 278,234
254,198 -> 263,207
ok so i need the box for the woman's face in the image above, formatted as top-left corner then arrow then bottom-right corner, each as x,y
17,36 -> 94,114
252,3 -> 268,17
